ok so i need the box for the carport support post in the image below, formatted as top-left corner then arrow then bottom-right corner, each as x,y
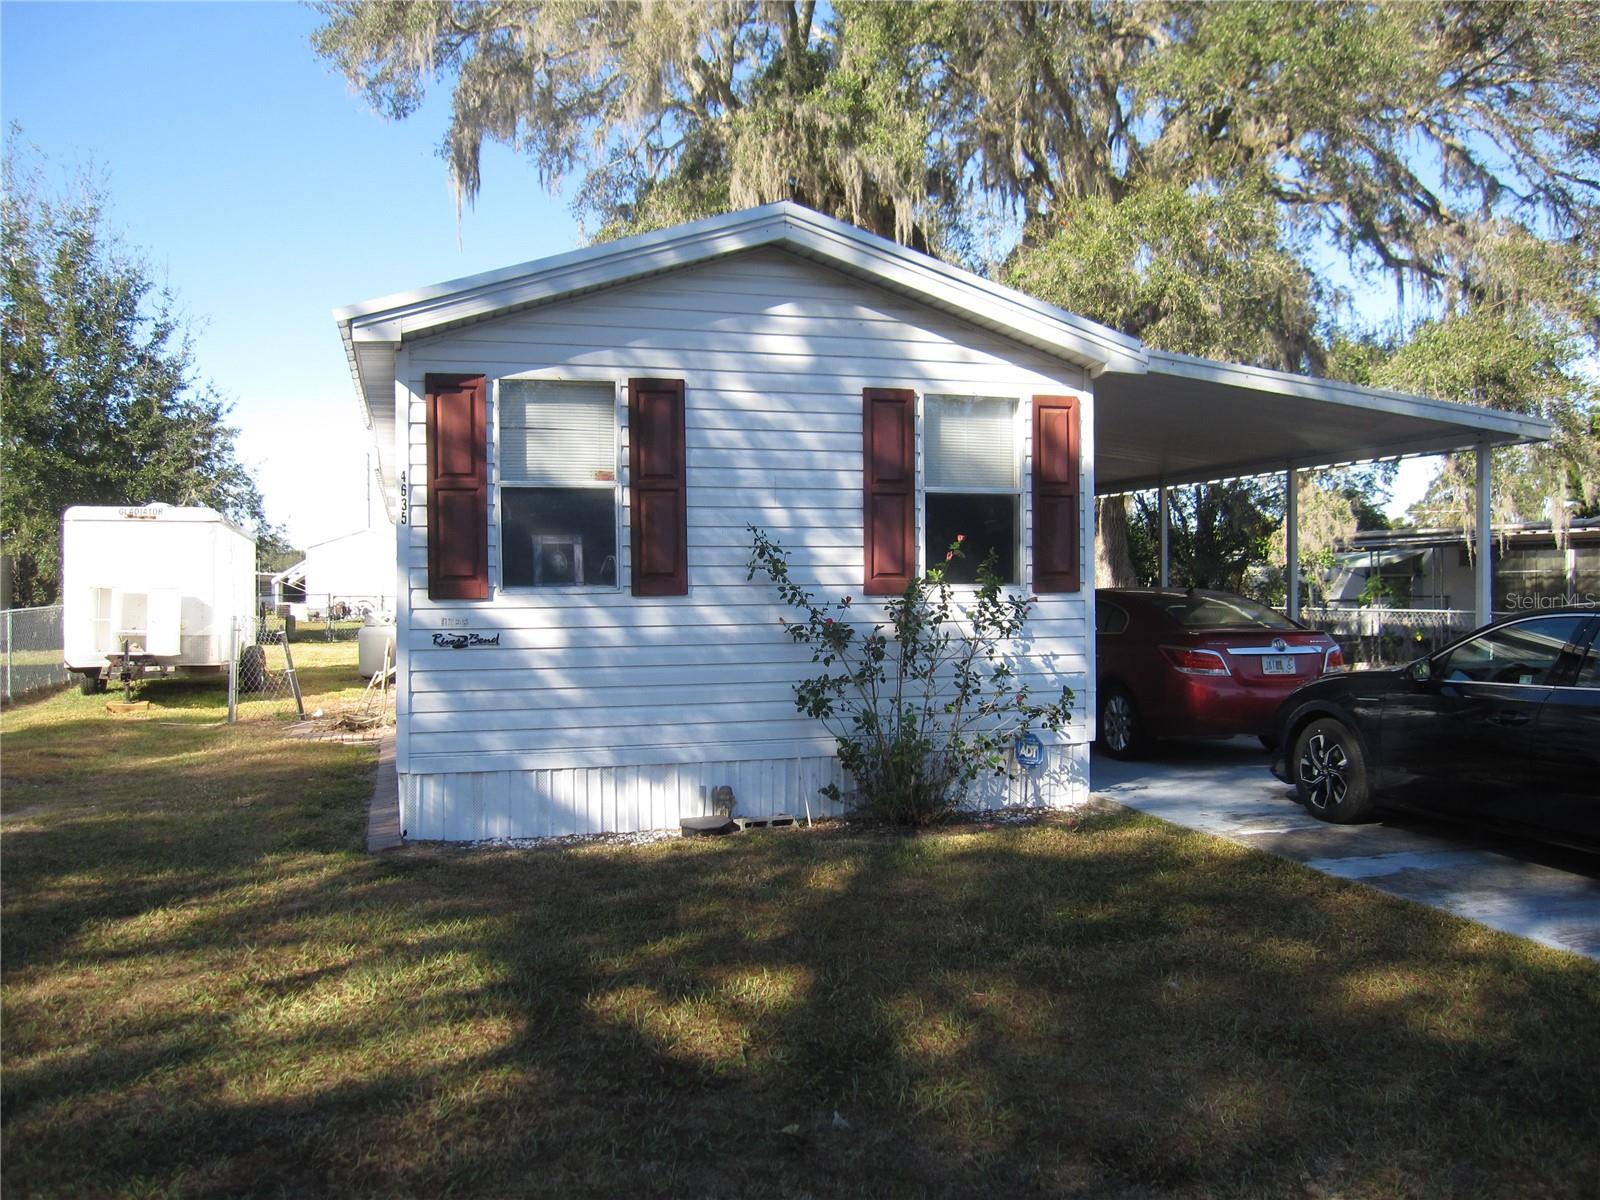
1158,485 -> 1170,587
1475,438 -> 1493,628
1286,466 -> 1300,622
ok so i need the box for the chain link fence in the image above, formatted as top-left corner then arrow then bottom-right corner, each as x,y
228,614 -> 396,737
1298,606 -> 1477,668
1,605 -> 70,702
229,619 -> 306,723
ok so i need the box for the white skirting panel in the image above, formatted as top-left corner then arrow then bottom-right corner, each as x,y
398,744 -> 1092,841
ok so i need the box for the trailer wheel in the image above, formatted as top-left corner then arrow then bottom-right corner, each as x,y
238,644 -> 267,693
78,671 -> 107,696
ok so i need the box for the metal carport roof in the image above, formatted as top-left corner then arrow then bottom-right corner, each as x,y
1095,350 -> 1550,496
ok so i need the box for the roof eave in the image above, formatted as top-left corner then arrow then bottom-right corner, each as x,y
337,201 -> 1144,370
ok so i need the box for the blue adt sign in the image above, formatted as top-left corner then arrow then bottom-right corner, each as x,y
1014,732 -> 1045,771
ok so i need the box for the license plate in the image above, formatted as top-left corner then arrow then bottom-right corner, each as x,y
1262,655 -> 1296,675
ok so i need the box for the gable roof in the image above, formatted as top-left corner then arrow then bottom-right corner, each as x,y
334,203 -> 1146,498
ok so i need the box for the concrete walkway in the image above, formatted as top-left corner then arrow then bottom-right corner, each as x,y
1093,738 -> 1600,961
366,732 -> 402,852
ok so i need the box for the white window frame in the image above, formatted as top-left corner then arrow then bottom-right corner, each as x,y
492,372 -> 624,594
918,391 -> 1027,587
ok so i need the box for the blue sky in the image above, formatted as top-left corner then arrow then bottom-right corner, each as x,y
3,0 -> 583,546
2,1 -> 1433,547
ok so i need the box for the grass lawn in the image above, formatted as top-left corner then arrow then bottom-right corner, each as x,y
4,643 -> 1598,1198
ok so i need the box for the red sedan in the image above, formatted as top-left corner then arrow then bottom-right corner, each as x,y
1096,588 -> 1344,759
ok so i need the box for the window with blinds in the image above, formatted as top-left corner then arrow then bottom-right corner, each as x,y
926,396 -> 1018,489
498,379 -> 619,588
924,395 -> 1020,584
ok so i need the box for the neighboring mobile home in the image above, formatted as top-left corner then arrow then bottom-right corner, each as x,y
1324,518 -> 1600,613
333,203 -> 1546,840
287,525 -> 397,616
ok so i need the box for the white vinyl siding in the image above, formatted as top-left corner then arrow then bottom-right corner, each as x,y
399,746 -> 1087,840
396,248 -> 1095,816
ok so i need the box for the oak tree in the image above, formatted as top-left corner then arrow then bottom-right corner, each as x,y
313,1 -> 1599,578
1,144 -> 272,606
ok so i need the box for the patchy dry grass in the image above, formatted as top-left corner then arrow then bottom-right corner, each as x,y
3,645 -> 1598,1198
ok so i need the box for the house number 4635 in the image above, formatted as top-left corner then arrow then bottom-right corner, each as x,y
399,471 -> 409,525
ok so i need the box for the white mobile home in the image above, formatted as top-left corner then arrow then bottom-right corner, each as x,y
305,525 -> 395,612
62,504 -> 256,692
335,203 -> 1550,840
1324,519 -> 1600,612
272,526 -> 398,617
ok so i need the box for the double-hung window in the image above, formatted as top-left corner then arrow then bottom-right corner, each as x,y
497,379 -> 619,588
923,395 -> 1021,584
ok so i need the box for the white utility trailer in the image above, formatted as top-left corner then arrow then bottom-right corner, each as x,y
61,504 -> 257,694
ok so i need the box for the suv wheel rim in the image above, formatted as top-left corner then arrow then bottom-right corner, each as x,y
1104,695 -> 1133,752
1297,731 -> 1349,810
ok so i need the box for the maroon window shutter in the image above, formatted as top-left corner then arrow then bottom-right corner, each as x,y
629,378 -> 688,596
426,374 -> 488,600
863,387 -> 916,595
1033,395 -> 1081,593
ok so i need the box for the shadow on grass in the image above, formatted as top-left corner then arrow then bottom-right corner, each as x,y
0,681 -> 72,713
4,731 -> 1599,1197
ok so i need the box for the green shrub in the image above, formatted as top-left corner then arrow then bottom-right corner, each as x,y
748,528 -> 1073,825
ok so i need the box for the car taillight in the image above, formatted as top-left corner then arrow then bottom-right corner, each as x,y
1160,646 -> 1231,676
1324,646 -> 1345,672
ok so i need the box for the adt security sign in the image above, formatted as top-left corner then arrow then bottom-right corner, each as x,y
1014,732 -> 1045,771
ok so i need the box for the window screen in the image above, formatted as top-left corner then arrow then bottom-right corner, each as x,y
924,395 -> 1019,584
499,380 -> 618,587
500,380 -> 616,485
926,396 -> 1018,489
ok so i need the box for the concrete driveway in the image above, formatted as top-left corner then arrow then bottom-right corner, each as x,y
1092,738 -> 1600,961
